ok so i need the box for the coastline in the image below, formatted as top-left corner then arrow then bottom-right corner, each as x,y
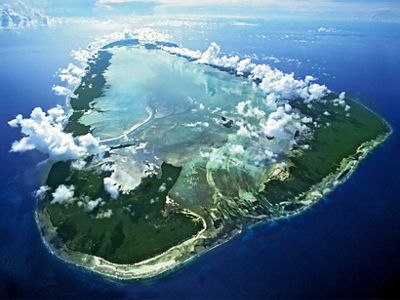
35,118 -> 391,280
31,34 -> 393,281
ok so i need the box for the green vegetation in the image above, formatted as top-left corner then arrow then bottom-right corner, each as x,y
262,95 -> 390,205
64,50 -> 112,137
40,43 -> 390,274
44,162 -> 203,264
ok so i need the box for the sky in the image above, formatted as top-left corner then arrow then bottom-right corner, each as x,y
2,0 -> 400,22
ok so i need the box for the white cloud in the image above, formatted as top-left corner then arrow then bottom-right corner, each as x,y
236,58 -> 255,75
284,103 -> 292,113
86,198 -> 103,211
58,63 -> 85,87
183,121 -> 209,128
230,144 -> 245,155
305,83 -> 329,102
47,105 -> 66,123
158,182 -> 167,192
231,21 -> 257,27
96,209 -> 113,219
182,42 -> 329,106
0,2 -> 53,30
304,75 -> 315,83
79,197 -> 103,212
197,42 -> 241,69
71,49 -> 91,66
8,106 -> 108,161
87,28 -> 170,52
79,134 -> 108,155
333,92 -> 347,107
50,49 -> 90,100
52,49 -> 92,98
265,94 -> 278,111
251,64 -> 329,103
71,159 -> 86,170
100,163 -> 114,172
236,101 -> 265,119
160,45 -> 202,59
237,123 -> 251,137
52,85 -> 73,97
263,56 -> 281,64
35,185 -> 50,200
51,185 -> 75,205
9,107 -> 81,159
318,27 -> 336,33
104,177 -> 120,199
301,116 -> 313,124
261,106 -> 293,138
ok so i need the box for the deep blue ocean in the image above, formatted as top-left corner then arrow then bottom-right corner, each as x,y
1,19 -> 400,298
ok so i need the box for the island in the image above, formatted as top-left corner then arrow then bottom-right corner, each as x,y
29,38 -> 390,280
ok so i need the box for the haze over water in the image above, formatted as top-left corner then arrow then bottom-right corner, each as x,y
1,9 -> 400,299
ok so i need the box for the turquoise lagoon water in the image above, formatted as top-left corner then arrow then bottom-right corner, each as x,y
1,19 -> 400,298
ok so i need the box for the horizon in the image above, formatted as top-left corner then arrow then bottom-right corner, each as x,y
1,0 -> 400,24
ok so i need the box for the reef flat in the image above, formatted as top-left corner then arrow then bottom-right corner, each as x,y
30,37 -> 390,280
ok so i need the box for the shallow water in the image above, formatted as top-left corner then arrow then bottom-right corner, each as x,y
79,44 -> 297,194
1,19 -> 400,298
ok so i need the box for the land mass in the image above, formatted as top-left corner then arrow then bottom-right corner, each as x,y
36,39 -> 391,280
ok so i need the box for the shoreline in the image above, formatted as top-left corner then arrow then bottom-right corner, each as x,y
34,37 -> 393,281
35,120 -> 391,280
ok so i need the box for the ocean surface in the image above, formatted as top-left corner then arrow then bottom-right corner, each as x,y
0,18 -> 400,298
